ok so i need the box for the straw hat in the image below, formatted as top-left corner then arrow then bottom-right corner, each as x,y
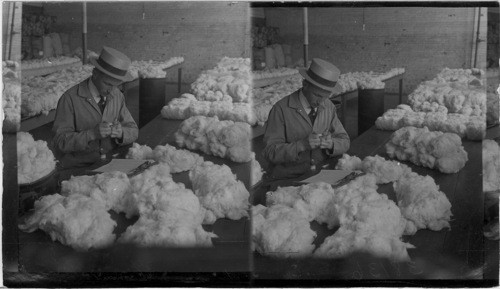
90,46 -> 133,82
299,58 -> 342,93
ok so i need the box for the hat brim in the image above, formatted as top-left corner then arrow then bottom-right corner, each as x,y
90,57 -> 134,82
299,68 -> 343,95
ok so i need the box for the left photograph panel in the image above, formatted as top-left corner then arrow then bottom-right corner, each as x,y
4,2 -> 253,286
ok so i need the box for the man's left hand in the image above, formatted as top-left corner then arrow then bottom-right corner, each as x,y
110,121 -> 123,139
320,133 -> 333,150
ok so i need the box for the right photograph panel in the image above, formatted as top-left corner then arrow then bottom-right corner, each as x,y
250,3 -> 499,285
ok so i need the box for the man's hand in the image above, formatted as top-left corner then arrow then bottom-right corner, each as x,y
95,122 -> 111,139
320,132 -> 334,150
110,120 -> 123,139
307,133 -> 321,149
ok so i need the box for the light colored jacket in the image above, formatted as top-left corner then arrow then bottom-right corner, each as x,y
52,78 -> 138,167
263,90 -> 350,179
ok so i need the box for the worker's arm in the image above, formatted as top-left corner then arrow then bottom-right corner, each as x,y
262,105 -> 311,164
322,107 -> 350,156
113,95 -> 138,145
52,93 -> 100,153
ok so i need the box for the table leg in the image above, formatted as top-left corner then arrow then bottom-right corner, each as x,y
3,134 -> 19,272
178,67 -> 182,93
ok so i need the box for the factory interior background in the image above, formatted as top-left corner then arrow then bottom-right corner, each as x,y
2,2 -> 500,287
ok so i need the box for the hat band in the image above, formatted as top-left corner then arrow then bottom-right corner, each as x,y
307,69 -> 337,88
97,57 -> 127,77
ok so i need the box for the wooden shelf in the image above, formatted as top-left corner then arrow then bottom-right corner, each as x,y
21,61 -> 82,78
379,71 -> 405,82
21,109 -> 56,132
252,125 -> 266,139
132,62 -> 183,79
122,78 -> 139,91
130,62 -> 183,92
163,62 -> 183,72
254,73 -> 298,88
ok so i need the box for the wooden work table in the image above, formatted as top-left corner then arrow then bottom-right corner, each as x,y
8,114 -> 499,285
251,125 -> 498,283
14,115 -> 251,274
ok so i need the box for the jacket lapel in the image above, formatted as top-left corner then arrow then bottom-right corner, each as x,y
289,90 -> 313,127
77,78 -> 116,116
78,78 -> 102,115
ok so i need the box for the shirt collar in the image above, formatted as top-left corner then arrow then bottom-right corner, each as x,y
288,90 -> 325,112
299,89 -> 321,113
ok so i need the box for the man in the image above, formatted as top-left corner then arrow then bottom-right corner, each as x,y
262,58 -> 350,180
52,46 -> 138,168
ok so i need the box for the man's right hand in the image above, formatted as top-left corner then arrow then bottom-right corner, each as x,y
307,133 -> 321,149
95,122 -> 111,139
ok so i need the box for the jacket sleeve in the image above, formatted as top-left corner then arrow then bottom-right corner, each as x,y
262,105 -> 309,164
52,93 -> 98,153
328,107 -> 350,156
116,95 -> 138,145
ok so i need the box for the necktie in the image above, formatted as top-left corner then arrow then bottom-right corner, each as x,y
98,96 -> 106,113
308,107 -> 317,124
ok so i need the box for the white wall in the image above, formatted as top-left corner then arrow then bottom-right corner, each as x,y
265,7 -> 487,94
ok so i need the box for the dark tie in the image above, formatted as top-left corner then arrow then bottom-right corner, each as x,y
98,96 -> 106,113
308,107 -> 317,124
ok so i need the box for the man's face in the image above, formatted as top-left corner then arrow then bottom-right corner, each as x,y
93,70 -> 123,97
302,80 -> 334,108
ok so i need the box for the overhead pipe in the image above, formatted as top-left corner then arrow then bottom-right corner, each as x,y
4,2 -> 11,60
470,7 -> 482,68
82,2 -> 87,64
303,7 -> 309,67
473,7 -> 482,68
8,2 -> 16,60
